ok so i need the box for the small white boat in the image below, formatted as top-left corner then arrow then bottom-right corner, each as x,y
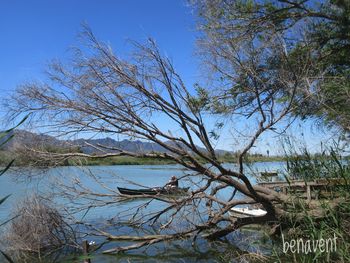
229,207 -> 267,218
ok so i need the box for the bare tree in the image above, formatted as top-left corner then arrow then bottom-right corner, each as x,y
5,22 -> 329,254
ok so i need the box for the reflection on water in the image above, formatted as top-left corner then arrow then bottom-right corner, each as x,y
70,229 -> 272,263
0,162 -> 285,262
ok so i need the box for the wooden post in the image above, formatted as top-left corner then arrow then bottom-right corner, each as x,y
306,185 -> 311,202
282,187 -> 287,195
82,240 -> 91,263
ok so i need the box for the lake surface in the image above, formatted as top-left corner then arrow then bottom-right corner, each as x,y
0,162 -> 286,262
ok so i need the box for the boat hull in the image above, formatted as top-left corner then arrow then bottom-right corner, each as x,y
229,207 -> 267,218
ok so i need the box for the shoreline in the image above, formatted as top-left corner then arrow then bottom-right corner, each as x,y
0,150 -> 286,167
1,157 -> 286,168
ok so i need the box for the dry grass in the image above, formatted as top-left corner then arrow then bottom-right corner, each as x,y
2,195 -> 77,262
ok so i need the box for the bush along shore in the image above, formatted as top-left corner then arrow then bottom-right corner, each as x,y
0,150 -> 286,167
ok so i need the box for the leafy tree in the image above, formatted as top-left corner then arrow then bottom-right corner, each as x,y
194,0 -> 350,132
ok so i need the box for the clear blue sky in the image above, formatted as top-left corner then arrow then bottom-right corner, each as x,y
0,0 -> 197,95
0,0 -> 331,154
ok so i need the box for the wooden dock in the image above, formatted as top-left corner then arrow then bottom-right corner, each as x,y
260,172 -> 278,177
258,178 -> 348,201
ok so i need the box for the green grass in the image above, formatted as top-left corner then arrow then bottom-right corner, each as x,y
0,150 -> 287,167
72,156 -> 178,166
268,144 -> 350,262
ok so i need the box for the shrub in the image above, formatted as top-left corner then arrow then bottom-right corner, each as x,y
3,195 -> 77,261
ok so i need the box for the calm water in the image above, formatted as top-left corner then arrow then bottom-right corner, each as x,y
0,162 -> 285,262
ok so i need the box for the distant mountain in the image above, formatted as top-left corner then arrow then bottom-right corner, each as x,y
1,130 -> 66,150
1,130 -> 230,155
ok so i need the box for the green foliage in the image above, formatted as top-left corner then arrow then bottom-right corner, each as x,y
0,251 -> 14,263
286,148 -> 349,181
0,145 -> 82,167
196,0 -> 350,133
188,84 -> 210,113
0,160 -> 14,177
0,115 -> 29,262
271,140 -> 350,262
0,114 -> 29,147
299,0 -> 350,132
77,156 -> 177,166
0,150 -> 285,167
283,138 -> 349,181
0,195 -> 11,206
273,200 -> 350,262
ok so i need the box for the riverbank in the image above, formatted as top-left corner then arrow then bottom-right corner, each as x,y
0,150 -> 286,167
